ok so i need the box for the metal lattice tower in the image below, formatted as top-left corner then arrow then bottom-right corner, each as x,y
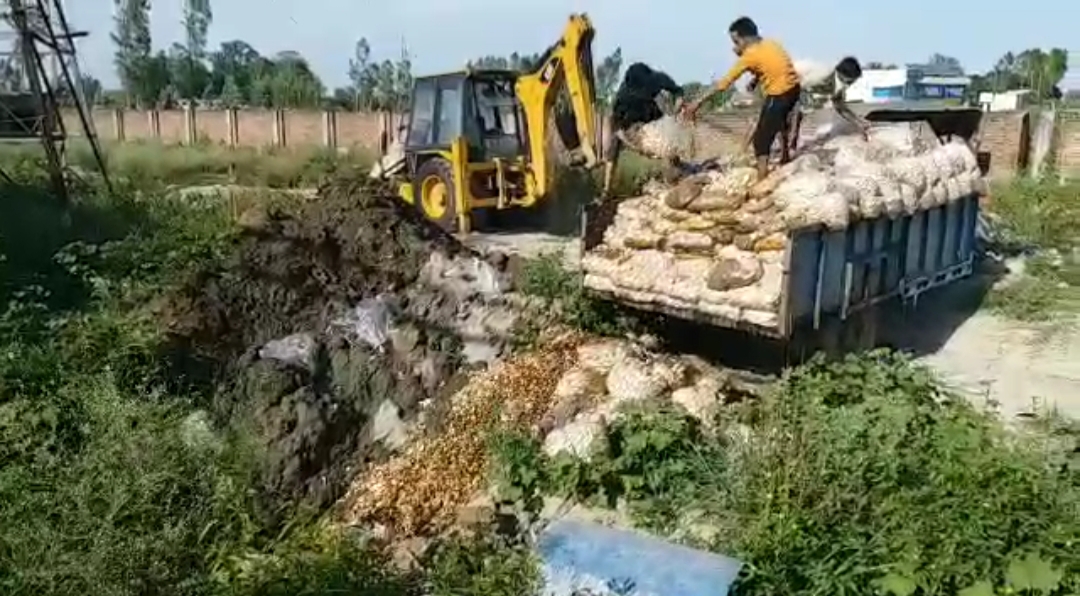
0,0 -> 109,199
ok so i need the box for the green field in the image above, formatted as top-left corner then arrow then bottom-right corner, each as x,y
0,146 -> 1076,596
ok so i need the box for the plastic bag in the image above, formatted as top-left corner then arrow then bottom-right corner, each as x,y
752,232 -> 788,252
333,294 -> 394,350
543,413 -> 606,460
687,190 -> 745,212
879,180 -> 904,218
665,231 -> 714,252
606,356 -> 667,404
614,250 -> 676,292
456,256 -> 505,298
576,340 -> 630,375
542,367 -> 607,433
259,332 -> 316,369
946,177 -> 963,202
868,124 -> 919,155
704,167 -> 756,196
539,519 -> 743,596
930,182 -> 949,206
633,115 -> 695,161
816,191 -> 853,229
899,183 -> 918,213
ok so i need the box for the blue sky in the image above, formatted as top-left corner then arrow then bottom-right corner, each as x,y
68,0 -> 1077,90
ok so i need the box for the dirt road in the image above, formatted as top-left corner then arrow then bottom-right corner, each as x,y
469,232 -> 1080,422
910,310 -> 1080,420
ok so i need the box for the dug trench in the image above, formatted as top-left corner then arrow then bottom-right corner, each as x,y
156,172 -> 542,515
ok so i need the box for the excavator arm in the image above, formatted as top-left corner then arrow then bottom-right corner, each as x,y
514,13 -> 599,204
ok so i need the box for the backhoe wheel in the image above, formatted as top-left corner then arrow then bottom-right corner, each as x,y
414,158 -> 458,232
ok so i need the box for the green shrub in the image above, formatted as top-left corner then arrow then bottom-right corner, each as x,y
490,351 -> 1080,596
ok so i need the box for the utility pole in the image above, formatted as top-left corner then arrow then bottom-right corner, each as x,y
0,0 -> 109,197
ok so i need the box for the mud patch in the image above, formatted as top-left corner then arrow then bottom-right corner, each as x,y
162,173 -> 524,509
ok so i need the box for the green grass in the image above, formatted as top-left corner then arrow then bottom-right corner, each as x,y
0,140 -> 373,189
0,172 -> 474,595
1,146 -> 1077,596
985,177 -> 1080,321
489,351 -> 1080,596
515,252 -> 633,342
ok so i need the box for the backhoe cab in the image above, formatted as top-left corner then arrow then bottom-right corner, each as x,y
391,14 -> 599,233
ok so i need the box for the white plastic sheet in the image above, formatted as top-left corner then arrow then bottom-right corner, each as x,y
333,294 -> 394,350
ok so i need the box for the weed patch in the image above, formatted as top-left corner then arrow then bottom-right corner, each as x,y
0,140 -> 371,189
517,253 -> 632,338
489,351 -> 1080,596
985,178 -> 1080,320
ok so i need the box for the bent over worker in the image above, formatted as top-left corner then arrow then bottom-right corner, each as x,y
602,62 -> 685,197
683,16 -> 800,181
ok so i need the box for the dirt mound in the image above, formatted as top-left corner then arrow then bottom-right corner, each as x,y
163,173 -> 524,509
167,175 -> 468,362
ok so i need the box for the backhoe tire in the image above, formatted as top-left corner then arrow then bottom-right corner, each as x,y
414,158 -> 458,232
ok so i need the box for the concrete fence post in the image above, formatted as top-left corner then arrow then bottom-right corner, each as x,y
322,109 -> 337,148
112,108 -> 125,141
148,109 -> 161,138
226,108 -> 239,147
273,109 -> 287,147
183,103 -> 197,144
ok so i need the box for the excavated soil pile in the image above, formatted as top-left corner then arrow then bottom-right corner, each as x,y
164,173 -> 524,509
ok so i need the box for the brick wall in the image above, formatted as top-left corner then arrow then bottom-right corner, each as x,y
977,111 -> 1029,179
1054,111 -> 1080,178
62,107 -> 1034,179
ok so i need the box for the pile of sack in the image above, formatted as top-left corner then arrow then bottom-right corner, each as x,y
582,123 -> 988,329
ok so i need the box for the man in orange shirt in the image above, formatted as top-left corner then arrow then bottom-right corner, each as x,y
683,16 -> 801,180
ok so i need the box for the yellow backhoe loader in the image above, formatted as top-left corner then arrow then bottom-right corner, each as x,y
372,14 -> 600,233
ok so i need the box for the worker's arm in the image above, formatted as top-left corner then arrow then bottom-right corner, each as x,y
649,69 -> 684,97
832,88 -> 868,137
601,115 -> 634,198
684,58 -> 749,118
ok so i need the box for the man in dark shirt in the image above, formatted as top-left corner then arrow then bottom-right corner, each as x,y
602,62 -> 685,197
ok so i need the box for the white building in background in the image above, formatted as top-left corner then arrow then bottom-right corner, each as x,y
978,90 -> 1031,112
843,69 -> 909,103
843,64 -> 972,104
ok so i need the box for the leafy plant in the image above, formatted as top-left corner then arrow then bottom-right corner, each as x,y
493,352 -> 1080,596
422,533 -> 541,596
517,253 -> 631,336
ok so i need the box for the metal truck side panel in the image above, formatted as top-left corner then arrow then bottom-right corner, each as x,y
784,193 -> 979,332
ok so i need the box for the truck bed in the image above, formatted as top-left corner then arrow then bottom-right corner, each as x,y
581,193 -> 980,339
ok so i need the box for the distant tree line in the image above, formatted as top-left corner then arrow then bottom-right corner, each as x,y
30,3 -> 1069,113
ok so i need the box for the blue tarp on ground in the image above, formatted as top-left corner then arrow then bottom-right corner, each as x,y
538,519 -> 743,596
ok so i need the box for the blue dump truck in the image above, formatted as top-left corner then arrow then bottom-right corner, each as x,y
582,107 -> 990,355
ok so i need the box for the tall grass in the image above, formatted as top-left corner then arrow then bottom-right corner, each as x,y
0,175 -> 411,595
0,140 -> 374,189
985,177 -> 1080,321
